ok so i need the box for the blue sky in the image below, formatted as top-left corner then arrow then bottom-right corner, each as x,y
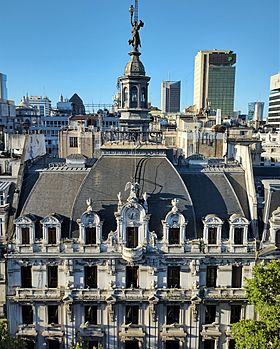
1,0 -> 279,114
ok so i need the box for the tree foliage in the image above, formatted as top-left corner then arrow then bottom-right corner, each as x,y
232,259 -> 280,349
0,320 -> 26,349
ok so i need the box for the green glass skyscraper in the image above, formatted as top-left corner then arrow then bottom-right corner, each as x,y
193,50 -> 236,118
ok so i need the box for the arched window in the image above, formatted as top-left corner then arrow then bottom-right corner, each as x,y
141,87 -> 146,108
131,86 -> 138,108
123,87 -> 128,108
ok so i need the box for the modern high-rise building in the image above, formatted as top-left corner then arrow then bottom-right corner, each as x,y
28,96 -> 52,116
0,73 -> 8,101
193,50 -> 236,117
267,72 -> 280,129
248,102 -> 264,122
161,80 -> 181,113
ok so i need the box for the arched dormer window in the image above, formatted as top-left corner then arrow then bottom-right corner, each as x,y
162,199 -> 187,247
130,86 -> 138,108
229,214 -> 249,245
203,214 -> 223,245
15,214 -> 37,245
123,87 -> 128,108
41,214 -> 63,245
78,199 -> 102,246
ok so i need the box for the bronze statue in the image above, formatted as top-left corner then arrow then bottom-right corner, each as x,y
128,5 -> 144,51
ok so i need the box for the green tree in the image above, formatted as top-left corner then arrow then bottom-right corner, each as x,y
232,259 -> 280,349
0,320 -> 26,349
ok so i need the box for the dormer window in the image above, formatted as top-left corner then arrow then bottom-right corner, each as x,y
15,214 -> 36,245
229,214 -> 249,246
22,227 -> 30,245
78,199 -> 102,247
169,227 -> 180,245
126,227 -> 138,248
48,227 -> 57,244
41,214 -> 62,245
162,199 -> 187,248
85,227 -> 97,245
203,215 -> 223,246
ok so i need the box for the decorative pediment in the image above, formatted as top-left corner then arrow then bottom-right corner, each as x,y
40,213 -> 62,225
79,198 -> 101,226
15,214 -> 37,225
229,214 -> 249,225
203,214 -> 223,225
164,199 -> 186,227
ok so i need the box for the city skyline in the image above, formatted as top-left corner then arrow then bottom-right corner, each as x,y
1,0 -> 279,114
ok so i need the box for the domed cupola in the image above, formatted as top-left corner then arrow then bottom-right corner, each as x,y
118,2 -> 151,133
124,51 -> 146,77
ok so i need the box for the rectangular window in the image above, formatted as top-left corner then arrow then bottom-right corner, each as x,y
84,266 -> 97,288
208,227 -> 217,244
85,227 -> 97,244
48,266 -> 58,288
48,305 -> 58,324
126,227 -> 138,248
69,137 -> 78,148
205,304 -> 216,323
125,305 -> 139,324
167,266 -> 180,288
206,266 -> 217,288
22,227 -> 30,244
48,227 -> 57,244
230,305 -> 241,324
125,342 -> 139,349
166,341 -> 180,349
204,339 -> 215,349
232,266 -> 242,288
166,305 -> 180,324
84,305 -> 97,325
22,305 -> 33,324
234,228 -> 243,245
126,266 -> 139,288
169,228 -> 180,244
229,339 -> 236,349
21,266 -> 32,288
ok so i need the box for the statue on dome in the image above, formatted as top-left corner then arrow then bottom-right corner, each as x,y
128,4 -> 144,51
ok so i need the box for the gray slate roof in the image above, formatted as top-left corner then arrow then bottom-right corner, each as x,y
180,169 -> 249,238
71,155 -> 195,238
21,170 -> 88,237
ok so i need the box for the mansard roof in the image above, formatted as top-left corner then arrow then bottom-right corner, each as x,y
180,167 -> 250,238
17,153 -> 252,241
19,169 -> 88,237
71,155 -> 195,238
